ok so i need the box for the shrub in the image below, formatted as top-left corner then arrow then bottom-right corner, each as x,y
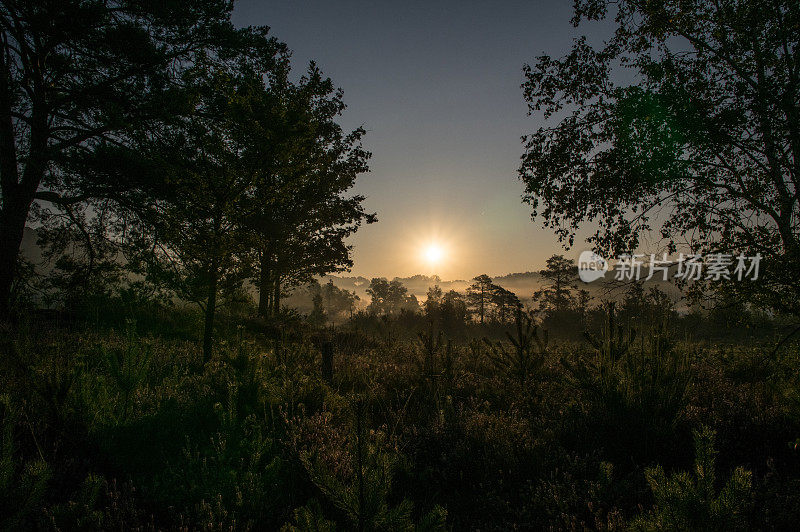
632,426 -> 752,531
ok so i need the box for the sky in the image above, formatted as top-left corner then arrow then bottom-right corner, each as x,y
231,1 -> 611,280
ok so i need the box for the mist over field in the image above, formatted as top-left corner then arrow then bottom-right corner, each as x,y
21,225 -> 685,317
287,272 -> 685,314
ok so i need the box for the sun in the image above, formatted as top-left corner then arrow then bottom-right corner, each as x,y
423,243 -> 444,265
402,221 -> 462,277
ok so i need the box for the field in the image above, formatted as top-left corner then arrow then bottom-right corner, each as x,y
2,300 -> 799,530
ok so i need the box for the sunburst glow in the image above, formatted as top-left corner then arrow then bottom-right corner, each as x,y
423,243 -> 444,264
399,219 -> 463,278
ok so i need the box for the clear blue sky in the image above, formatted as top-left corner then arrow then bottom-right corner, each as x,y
232,1 -> 610,280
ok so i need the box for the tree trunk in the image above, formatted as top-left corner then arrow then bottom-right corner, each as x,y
258,249 -> 271,318
0,196 -> 33,320
202,266 -> 219,363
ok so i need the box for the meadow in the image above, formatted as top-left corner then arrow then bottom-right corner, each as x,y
2,294 -> 799,531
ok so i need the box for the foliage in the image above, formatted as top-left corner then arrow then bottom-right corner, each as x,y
245,63 -> 374,319
99,319 -> 152,422
0,302 -> 799,528
0,394 -> 51,530
533,254 -> 577,314
632,426 -> 752,531
366,278 -> 420,316
484,309 -> 548,384
519,0 -> 800,315
0,0 -> 259,318
564,302 -> 691,464
306,279 -> 360,323
466,274 -> 494,324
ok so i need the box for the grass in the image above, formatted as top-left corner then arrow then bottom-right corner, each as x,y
1,307 -> 800,529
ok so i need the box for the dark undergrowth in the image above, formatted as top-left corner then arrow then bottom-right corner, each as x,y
2,305 -> 800,530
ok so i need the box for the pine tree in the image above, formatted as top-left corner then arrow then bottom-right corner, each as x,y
466,274 -> 494,324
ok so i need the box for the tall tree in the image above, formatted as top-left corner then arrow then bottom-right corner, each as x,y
533,254 -> 577,315
127,64 -> 281,362
245,63 -> 373,318
491,285 -> 521,324
520,0 -> 800,314
466,274 -> 494,324
0,0 -> 239,319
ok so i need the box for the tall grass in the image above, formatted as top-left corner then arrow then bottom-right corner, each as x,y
0,305 -> 798,529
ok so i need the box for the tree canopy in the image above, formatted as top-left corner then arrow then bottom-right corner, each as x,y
1,2 -> 374,361
520,0 -> 800,314
0,0 -> 269,317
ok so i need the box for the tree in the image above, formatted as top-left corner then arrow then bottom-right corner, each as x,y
620,281 -> 647,328
246,63 -> 374,318
366,278 -> 415,316
466,274 -> 494,324
423,284 -> 443,321
309,290 -> 326,326
632,426 -> 752,530
491,285 -> 521,324
645,286 -> 677,329
35,198 -> 123,310
440,289 -> 468,331
533,255 -> 577,316
127,66 -> 278,362
320,278 -> 359,320
0,0 -> 242,319
576,288 -> 593,327
520,0 -> 800,315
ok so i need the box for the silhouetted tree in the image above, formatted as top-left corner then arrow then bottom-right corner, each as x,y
467,274 -> 494,324
366,277 -> 416,315
576,288 -> 593,327
246,64 -> 374,318
491,285 -> 521,324
440,289 -> 468,332
126,67 -> 275,362
520,0 -> 800,315
533,255 -> 577,315
0,0 -> 249,319
309,290 -> 326,326
424,284 -> 444,321
620,282 -> 647,328
310,278 -> 359,320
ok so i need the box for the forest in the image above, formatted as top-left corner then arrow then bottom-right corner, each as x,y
2,0 -> 800,530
